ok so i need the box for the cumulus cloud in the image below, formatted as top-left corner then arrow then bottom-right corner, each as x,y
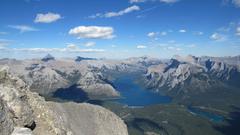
137,45 -> 147,49
69,26 -> 115,39
236,27 -> 240,36
34,12 -> 62,23
84,41 -> 96,47
89,5 -> 140,18
147,32 -> 157,37
8,25 -> 38,33
179,29 -> 186,33
210,33 -> 226,41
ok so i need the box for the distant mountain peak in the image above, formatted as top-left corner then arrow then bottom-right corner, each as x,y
41,54 -> 55,62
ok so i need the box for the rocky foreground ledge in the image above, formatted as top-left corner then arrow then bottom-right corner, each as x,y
0,66 -> 128,135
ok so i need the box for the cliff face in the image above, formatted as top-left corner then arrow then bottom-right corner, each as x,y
0,66 -> 128,135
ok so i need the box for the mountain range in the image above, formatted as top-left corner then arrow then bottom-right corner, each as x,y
0,54 -> 240,135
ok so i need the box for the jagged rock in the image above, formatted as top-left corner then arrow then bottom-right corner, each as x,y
11,127 -> 32,135
0,67 -> 34,127
0,99 -> 14,135
0,67 -> 72,135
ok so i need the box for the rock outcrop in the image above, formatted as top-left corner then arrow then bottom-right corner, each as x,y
0,99 -> 14,135
0,66 -> 34,128
49,102 -> 128,135
0,66 -> 72,135
0,66 -> 128,135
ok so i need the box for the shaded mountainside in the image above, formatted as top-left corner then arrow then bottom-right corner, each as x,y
0,67 -> 128,135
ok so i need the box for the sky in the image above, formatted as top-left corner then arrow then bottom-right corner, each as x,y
0,0 -> 240,59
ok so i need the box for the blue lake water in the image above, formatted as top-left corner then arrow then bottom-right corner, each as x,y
188,106 -> 224,123
111,74 -> 172,106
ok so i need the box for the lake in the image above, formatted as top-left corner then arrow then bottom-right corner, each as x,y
111,73 -> 172,106
188,106 -> 224,123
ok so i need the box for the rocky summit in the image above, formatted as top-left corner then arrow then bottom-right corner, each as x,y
0,66 -> 128,135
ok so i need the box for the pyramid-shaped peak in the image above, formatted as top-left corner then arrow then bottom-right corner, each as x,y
41,54 -> 55,62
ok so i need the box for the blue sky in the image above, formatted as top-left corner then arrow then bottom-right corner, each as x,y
0,0 -> 240,59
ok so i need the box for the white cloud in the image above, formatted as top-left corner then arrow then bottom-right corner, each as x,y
8,25 -> 38,33
147,32 -> 157,37
69,26 -> 115,39
232,0 -> 240,7
148,31 -> 167,38
236,27 -> 240,36
210,33 -> 226,41
179,29 -> 186,33
84,41 -> 96,47
89,5 -> 140,18
137,45 -> 147,49
34,12 -> 62,23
